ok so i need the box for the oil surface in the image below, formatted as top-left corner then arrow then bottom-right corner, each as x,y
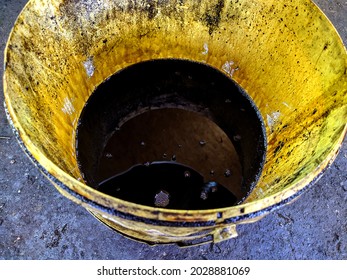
76,59 -> 267,210
98,162 -> 237,210
98,108 -> 243,200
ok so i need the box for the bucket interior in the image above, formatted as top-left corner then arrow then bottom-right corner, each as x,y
75,59 -> 266,209
4,0 -> 347,216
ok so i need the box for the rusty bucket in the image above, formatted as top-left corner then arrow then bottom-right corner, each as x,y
3,0 -> 347,245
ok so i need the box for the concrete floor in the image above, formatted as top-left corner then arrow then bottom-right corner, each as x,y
0,0 -> 346,260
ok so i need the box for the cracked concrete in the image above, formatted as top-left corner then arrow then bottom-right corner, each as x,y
0,0 -> 346,259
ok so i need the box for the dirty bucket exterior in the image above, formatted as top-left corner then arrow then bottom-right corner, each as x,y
3,0 -> 347,245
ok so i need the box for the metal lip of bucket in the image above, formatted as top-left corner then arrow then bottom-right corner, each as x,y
5,101 -> 346,227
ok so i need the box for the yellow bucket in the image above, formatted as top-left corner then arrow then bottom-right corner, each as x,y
3,0 -> 347,245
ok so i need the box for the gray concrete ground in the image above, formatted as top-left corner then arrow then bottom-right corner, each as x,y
0,0 -> 346,260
